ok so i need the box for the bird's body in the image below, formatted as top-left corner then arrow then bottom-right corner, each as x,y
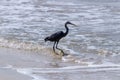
46,31 -> 64,42
45,21 -> 76,56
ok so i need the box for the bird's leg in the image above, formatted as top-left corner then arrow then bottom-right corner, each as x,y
53,42 -> 58,55
53,42 -> 56,52
56,41 -> 65,56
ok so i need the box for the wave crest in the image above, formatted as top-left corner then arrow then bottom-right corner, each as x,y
0,37 -> 45,51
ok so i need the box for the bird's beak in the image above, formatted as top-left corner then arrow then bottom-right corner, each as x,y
71,23 -> 77,27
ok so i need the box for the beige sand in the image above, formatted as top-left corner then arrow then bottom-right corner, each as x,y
0,47 -> 67,80
0,68 -> 31,80
0,47 -> 53,80
0,47 -> 120,80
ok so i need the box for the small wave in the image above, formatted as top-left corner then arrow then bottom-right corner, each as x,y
16,64 -> 120,74
17,68 -> 47,80
46,1 -> 76,6
62,55 -> 94,65
0,37 -> 119,66
0,64 -> 13,69
0,37 -> 46,51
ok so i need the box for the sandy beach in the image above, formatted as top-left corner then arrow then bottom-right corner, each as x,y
0,68 -> 31,80
0,47 -> 120,80
0,47 -> 52,80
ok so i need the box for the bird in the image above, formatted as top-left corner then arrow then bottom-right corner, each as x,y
44,21 -> 76,56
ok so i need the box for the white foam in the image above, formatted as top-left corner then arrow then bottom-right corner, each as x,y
60,63 -> 120,73
0,65 -> 47,80
15,61 -> 120,73
0,37 -> 45,51
0,64 -> 13,69
87,46 -> 97,50
62,55 -> 94,65
16,64 -> 120,74
61,45 -> 79,55
75,35 -> 87,39
46,1 -> 76,6
17,68 -> 47,80
62,55 -> 79,63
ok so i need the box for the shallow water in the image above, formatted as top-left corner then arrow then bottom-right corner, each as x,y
0,0 -> 120,63
0,0 -> 120,79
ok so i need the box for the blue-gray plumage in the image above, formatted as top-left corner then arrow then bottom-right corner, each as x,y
44,21 -> 76,56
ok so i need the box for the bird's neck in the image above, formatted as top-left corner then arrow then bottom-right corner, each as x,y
64,23 -> 69,36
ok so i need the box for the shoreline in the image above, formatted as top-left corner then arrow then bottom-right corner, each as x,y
0,47 -> 120,80
0,68 -> 32,80
0,47 -> 56,80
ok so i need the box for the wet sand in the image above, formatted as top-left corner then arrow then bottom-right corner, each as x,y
0,47 -> 73,80
0,47 -> 56,80
0,47 -> 120,80
0,68 -> 31,80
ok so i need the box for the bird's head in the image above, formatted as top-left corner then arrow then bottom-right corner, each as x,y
44,37 -> 49,42
66,21 -> 77,26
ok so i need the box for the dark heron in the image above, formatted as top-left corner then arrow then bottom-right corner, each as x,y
44,21 -> 76,56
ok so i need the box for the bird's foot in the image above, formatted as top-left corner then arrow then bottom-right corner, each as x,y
55,52 -> 59,55
62,53 -> 69,56
60,51 -> 68,56
53,51 -> 59,55
54,50 -> 68,56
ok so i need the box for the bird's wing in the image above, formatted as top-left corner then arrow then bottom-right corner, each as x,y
50,31 -> 64,39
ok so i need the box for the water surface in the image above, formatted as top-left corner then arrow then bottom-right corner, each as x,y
0,0 -> 120,80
